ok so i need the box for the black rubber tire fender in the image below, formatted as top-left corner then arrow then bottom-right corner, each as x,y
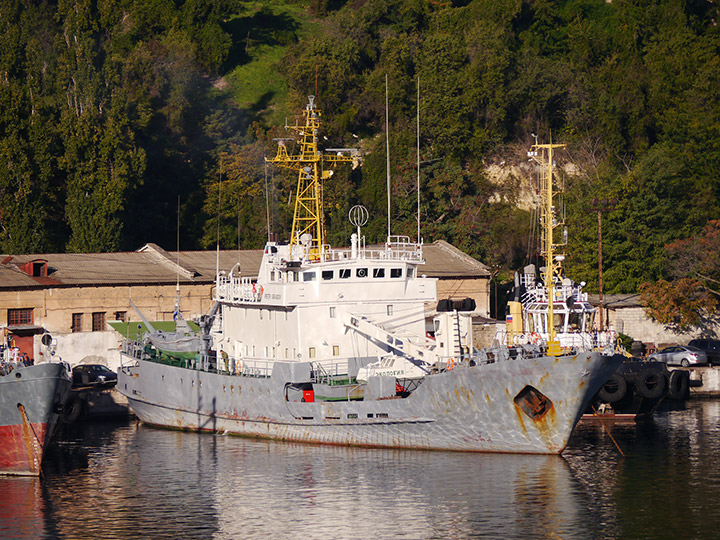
636,369 -> 667,400
668,370 -> 690,401
62,393 -> 84,424
597,373 -> 628,403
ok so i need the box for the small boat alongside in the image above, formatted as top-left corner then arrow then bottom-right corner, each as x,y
0,355 -> 72,476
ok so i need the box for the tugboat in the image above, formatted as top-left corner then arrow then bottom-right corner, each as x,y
117,98 -> 622,454
0,344 -> 71,476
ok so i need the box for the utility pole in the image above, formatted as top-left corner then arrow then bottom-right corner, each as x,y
589,198 -> 617,330
490,267 -> 500,319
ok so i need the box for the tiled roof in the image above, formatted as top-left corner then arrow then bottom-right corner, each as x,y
0,240 -> 487,290
587,293 -> 644,308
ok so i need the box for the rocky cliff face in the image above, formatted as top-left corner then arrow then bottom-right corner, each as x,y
484,159 -> 583,212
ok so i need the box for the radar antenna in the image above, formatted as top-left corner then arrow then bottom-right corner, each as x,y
266,96 -> 361,259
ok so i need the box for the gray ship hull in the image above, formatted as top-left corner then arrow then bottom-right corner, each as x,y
118,351 -> 621,454
0,362 -> 72,475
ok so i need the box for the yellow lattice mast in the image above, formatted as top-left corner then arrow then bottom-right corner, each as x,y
529,142 -> 566,355
267,96 -> 360,260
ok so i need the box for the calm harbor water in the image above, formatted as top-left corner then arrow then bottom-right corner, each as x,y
3,401 -> 720,540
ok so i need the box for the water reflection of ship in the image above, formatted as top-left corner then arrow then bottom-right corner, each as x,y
29,420 -> 613,539
125,428 -> 599,540
0,477 -> 44,538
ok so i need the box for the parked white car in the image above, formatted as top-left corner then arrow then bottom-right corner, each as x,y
648,345 -> 708,367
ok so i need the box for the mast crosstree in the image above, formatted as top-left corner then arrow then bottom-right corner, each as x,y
266,96 -> 360,259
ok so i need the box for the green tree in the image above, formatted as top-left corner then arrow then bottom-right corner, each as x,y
58,0 -> 145,252
0,1 -> 63,253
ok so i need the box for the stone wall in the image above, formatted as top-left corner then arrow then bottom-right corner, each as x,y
436,278 -> 490,318
607,306 -> 717,349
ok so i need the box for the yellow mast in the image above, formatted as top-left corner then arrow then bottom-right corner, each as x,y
266,96 -> 359,260
529,142 -> 566,355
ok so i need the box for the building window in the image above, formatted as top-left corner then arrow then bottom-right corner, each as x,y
31,261 -> 47,277
92,312 -> 106,332
114,311 -> 127,322
8,308 -> 33,326
72,313 -> 83,333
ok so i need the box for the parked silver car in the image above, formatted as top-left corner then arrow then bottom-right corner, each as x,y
648,345 -> 708,367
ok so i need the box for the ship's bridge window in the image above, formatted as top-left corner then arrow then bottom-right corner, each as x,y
568,311 -> 586,332
390,268 -> 402,278
322,270 -> 333,280
339,269 -> 351,279
303,271 -> 316,282
373,268 -> 385,278
408,268 -> 416,278
356,268 -> 368,278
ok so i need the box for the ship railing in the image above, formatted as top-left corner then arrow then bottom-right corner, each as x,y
121,339 -> 146,361
312,359 -> 352,384
521,287 -> 546,304
321,238 -> 423,263
232,357 -> 273,378
557,332 -> 595,352
215,274 -> 263,303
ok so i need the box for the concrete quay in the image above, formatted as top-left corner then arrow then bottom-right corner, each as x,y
685,365 -> 720,398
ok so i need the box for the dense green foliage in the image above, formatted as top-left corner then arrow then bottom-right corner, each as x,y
1,0 -> 719,323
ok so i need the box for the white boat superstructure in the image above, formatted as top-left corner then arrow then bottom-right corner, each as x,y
504,263 -> 615,352
213,231 -> 470,380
